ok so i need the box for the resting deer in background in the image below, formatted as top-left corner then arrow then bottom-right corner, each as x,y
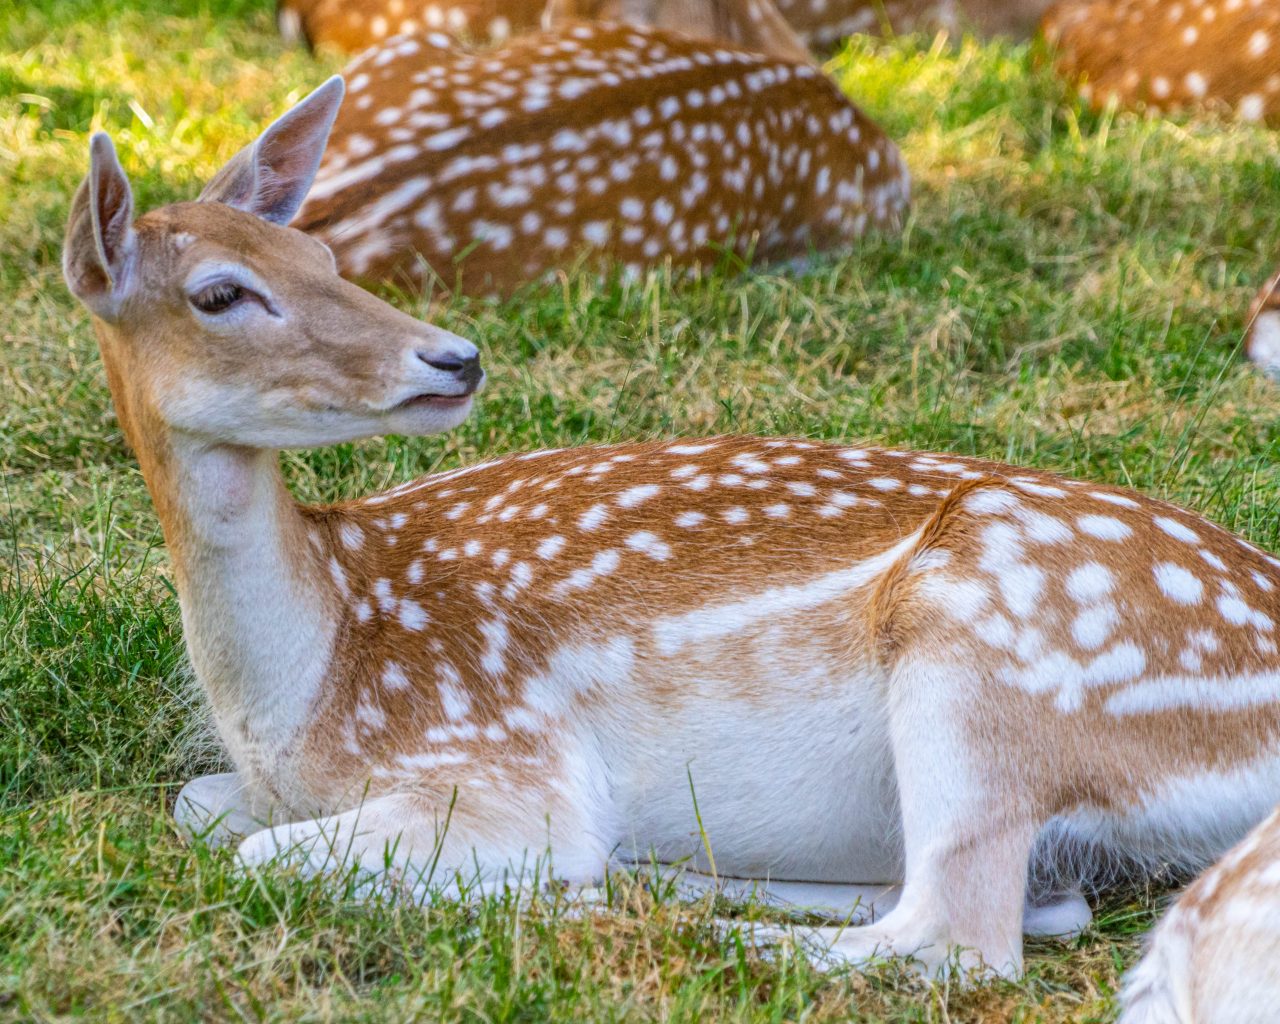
1246,266 -> 1280,381
1042,0 -> 1280,126
66,80 -> 1280,979
278,0 -> 810,58
291,23 -> 908,296
276,0 -> 1056,56
1119,806 -> 1280,1023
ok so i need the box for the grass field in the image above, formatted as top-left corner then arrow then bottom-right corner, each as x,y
4,0 -> 1280,1019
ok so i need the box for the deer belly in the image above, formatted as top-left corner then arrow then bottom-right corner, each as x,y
603,677 -> 903,883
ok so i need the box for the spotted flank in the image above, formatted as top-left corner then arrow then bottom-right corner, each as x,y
310,436 -> 1280,779
291,23 -> 910,295
1044,0 -> 1280,124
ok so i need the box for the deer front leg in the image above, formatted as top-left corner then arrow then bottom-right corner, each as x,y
235,790 -> 609,899
174,772 -> 277,847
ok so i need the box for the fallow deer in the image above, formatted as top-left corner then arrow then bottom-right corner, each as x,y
277,0 -> 810,58
290,23 -> 909,296
1119,805 -> 1280,1023
275,0 -> 1055,56
277,0 -> 542,51
1246,266 -> 1280,380
66,81 -> 1280,979
1042,0 -> 1280,125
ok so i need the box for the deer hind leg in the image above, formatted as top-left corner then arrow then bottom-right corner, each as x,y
174,772 -> 277,847
737,655 -> 1037,979
235,790 -> 609,899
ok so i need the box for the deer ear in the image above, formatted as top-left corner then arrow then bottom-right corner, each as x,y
63,132 -> 137,320
199,76 -> 345,226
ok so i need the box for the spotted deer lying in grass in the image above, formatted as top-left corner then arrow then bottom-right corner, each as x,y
65,80 -> 1280,979
277,0 -> 542,51
1119,806 -> 1280,1024
1246,266 -> 1280,380
290,22 -> 909,296
1042,0 -> 1280,125
274,0 -> 1051,56
278,0 -> 809,58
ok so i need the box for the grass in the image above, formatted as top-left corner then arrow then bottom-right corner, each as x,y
3,0 -> 1280,1018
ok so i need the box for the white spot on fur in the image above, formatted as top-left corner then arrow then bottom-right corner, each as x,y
1154,516 -> 1200,544
626,531 -> 672,560
1073,604 -> 1118,650
399,599 -> 428,631
537,535 -> 567,560
618,484 -> 661,507
382,662 -> 411,690
556,549 -> 621,595
578,504 -> 609,530
966,489 -> 1020,515
1155,563 -> 1204,605
1077,515 -> 1132,541
1066,562 -> 1116,602
1091,491 -> 1141,508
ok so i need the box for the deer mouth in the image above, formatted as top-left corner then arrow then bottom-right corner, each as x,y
394,392 -> 475,411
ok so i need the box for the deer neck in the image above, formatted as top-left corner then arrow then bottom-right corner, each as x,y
103,339 -> 338,748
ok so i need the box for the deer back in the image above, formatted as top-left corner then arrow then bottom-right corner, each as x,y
292,23 -> 909,295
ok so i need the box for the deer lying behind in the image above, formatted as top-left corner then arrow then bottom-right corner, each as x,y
276,0 -> 1055,56
67,81 -> 1280,978
290,22 -> 909,296
1119,805 -> 1280,1024
1042,0 -> 1280,126
1246,266 -> 1280,381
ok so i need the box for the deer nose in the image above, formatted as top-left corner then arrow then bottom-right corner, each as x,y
416,348 -> 484,391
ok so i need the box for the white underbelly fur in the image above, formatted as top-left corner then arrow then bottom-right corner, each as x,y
589,679 -> 1280,890
599,670 -> 903,883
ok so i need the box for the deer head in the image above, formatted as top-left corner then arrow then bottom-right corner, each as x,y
63,77 -> 484,452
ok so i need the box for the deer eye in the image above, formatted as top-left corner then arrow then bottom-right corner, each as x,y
190,282 -> 245,314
